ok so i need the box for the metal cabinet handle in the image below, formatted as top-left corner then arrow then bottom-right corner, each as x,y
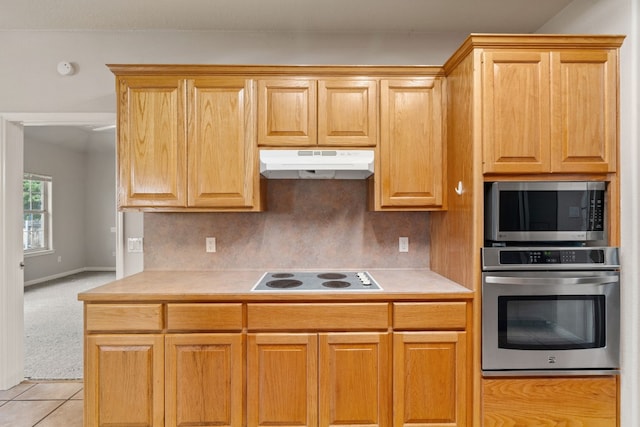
484,275 -> 616,286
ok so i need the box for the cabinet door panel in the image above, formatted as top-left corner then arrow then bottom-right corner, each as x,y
482,51 -> 551,173
188,78 -> 257,208
86,334 -> 164,427
393,332 -> 467,427
118,76 -> 187,207
551,50 -> 617,173
319,333 -> 390,427
258,79 -> 317,146
166,334 -> 243,427
379,78 -> 444,209
318,79 -> 378,146
483,377 -> 617,427
247,333 -> 318,427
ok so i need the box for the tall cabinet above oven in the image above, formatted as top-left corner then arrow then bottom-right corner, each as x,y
430,34 -> 624,427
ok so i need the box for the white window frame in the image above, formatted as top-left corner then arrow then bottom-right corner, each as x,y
23,173 -> 53,256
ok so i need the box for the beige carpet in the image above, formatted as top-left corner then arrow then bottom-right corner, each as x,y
23,271 -> 115,379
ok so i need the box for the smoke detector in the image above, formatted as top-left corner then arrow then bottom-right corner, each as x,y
57,61 -> 75,76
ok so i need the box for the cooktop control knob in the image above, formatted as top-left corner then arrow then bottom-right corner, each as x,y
357,272 -> 372,286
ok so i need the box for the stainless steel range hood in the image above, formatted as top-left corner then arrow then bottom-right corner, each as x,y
259,149 -> 374,179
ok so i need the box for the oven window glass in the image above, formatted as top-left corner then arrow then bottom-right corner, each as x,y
498,190 -> 590,232
497,295 -> 605,350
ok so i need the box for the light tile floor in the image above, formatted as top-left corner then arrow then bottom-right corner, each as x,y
0,381 -> 82,427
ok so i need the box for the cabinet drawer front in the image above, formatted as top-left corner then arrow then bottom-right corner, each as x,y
86,304 -> 163,332
167,303 -> 243,331
393,302 -> 466,330
247,303 -> 388,331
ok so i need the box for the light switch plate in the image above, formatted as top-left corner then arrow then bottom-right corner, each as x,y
399,237 -> 409,252
127,237 -> 143,253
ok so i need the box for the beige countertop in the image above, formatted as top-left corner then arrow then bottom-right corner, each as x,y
78,269 -> 473,302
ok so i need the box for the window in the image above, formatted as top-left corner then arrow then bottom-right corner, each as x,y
23,173 -> 53,253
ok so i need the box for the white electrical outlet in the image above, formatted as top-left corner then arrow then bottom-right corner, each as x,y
206,237 -> 216,253
399,237 -> 409,253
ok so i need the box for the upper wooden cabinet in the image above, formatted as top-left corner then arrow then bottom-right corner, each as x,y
374,78 -> 445,210
112,69 -> 262,211
258,78 -> 378,147
187,77 -> 259,208
117,76 -> 187,208
482,47 -> 619,174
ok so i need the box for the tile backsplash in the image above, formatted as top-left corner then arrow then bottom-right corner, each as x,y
144,180 -> 429,270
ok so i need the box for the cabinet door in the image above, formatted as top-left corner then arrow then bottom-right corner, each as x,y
319,333 -> 391,427
117,76 -> 187,207
378,78 -> 444,209
165,333 -> 243,427
318,79 -> 378,146
247,333 -> 318,427
551,50 -> 618,173
483,377 -> 618,426
187,77 -> 259,208
482,51 -> 551,174
393,332 -> 467,427
258,79 -> 317,146
85,334 -> 164,427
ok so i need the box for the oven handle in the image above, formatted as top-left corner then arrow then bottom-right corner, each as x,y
484,275 -> 617,286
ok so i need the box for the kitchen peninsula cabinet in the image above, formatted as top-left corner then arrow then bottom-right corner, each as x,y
482,47 -> 618,174
111,67 -> 262,211
257,78 -> 378,147
374,78 -> 445,210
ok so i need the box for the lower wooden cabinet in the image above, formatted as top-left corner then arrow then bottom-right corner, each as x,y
483,376 -> 618,427
165,334 -> 243,427
247,332 -> 390,427
85,334 -> 165,427
394,332 -> 467,427
83,300 -> 471,427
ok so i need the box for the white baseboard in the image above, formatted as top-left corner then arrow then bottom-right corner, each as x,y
24,267 -> 116,287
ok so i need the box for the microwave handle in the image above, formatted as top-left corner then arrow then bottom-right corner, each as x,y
484,275 -> 617,286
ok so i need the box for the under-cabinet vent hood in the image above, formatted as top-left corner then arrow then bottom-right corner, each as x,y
260,149 -> 374,179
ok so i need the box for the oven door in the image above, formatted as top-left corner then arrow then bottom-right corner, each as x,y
482,270 -> 620,375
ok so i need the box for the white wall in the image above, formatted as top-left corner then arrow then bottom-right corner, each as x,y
83,132 -> 116,269
538,1 -> 639,425
0,30 -> 465,113
23,127 -> 116,284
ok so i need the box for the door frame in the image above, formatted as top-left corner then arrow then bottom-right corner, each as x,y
0,112 -> 115,390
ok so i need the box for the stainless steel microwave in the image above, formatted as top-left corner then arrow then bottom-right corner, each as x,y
485,181 -> 606,244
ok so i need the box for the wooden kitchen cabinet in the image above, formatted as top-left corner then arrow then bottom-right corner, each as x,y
112,68 -> 262,211
165,333 -> 244,427
392,307 -> 467,427
85,334 -> 164,427
482,48 -> 618,174
187,77 -> 259,208
393,332 -> 467,427
483,376 -> 618,427
258,78 -> 378,147
116,76 -> 187,208
319,333 -> 391,427
374,78 -> 445,210
247,332 -> 390,427
247,333 -> 319,427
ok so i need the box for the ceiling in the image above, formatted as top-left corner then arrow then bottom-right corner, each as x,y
0,0 -> 574,33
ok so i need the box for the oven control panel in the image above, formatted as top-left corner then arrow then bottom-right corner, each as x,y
482,247 -> 620,270
500,249 -> 604,265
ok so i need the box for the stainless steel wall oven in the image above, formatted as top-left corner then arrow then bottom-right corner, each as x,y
482,247 -> 620,376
